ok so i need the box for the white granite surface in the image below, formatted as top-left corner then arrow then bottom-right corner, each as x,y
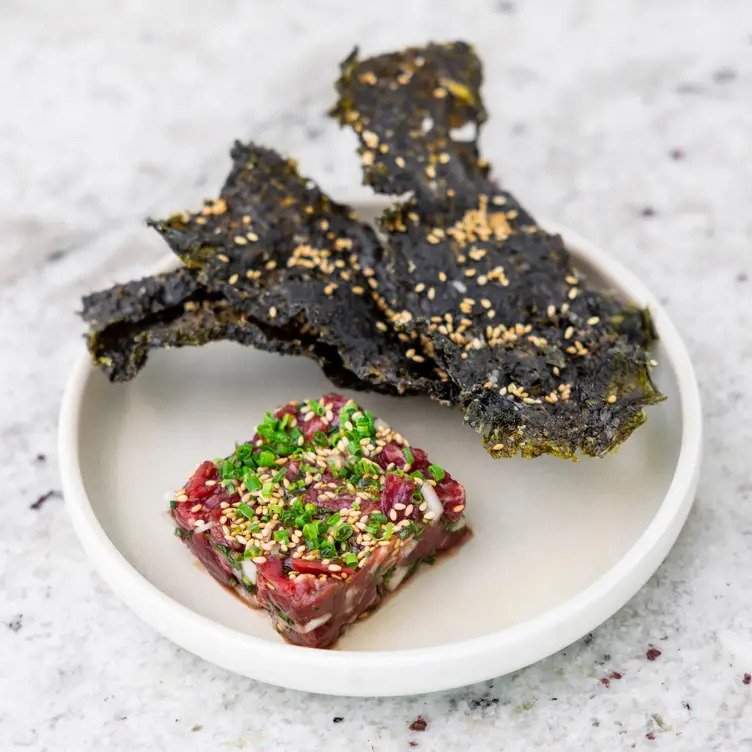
2,1 -> 751,749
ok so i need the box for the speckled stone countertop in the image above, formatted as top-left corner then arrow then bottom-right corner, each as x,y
2,1 -> 751,749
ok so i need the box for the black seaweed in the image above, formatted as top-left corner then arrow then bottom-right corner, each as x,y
332,42 -> 492,207
334,42 -> 663,457
80,41 -> 663,459
82,269 -> 393,390
148,143 -> 450,398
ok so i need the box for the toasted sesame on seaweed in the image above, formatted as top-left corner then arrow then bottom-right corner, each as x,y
80,40 -> 663,459
147,143 -> 452,398
334,42 -> 664,458
81,268 -> 406,391
331,41 -> 492,206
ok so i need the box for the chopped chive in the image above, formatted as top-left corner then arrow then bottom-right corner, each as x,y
302,522 -> 319,542
342,552 -> 359,567
257,450 -> 276,467
335,523 -> 354,542
274,529 -> 289,544
243,470 -> 262,491
428,464 -> 445,482
313,431 -> 328,447
237,502 -> 255,521
307,399 -> 324,416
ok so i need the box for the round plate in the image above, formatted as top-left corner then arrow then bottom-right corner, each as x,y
59,220 -> 701,696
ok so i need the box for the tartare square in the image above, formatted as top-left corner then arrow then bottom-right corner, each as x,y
171,393 -> 469,648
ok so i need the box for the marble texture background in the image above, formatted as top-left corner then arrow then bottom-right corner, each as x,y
2,1 -> 751,749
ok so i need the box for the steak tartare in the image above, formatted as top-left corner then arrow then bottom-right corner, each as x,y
171,393 -> 470,648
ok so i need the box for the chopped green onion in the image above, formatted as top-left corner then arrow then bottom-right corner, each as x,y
335,523 -> 354,542
428,464 -> 445,482
257,450 -> 276,467
342,552 -> 359,567
237,502 -> 255,521
319,540 -> 337,558
312,431 -> 328,447
307,399 -> 325,416
402,446 -> 414,465
274,529 -> 289,544
243,471 -> 262,491
302,522 -> 319,543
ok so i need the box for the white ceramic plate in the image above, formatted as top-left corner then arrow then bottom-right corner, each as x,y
59,218 -> 701,697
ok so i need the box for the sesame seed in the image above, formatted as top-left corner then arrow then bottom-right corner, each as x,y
233,236 -> 247,246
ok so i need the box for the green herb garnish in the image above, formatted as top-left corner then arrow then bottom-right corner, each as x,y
237,502 -> 255,521
428,464 -> 445,482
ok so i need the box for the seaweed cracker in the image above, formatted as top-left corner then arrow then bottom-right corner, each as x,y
332,41 -> 492,207
82,269 -> 393,391
149,143 -> 448,397
334,43 -> 663,457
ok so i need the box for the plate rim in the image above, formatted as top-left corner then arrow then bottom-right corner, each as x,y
59,222 -> 702,696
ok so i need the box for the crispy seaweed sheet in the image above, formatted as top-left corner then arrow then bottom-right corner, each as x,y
332,41 -> 492,206
148,143 -> 454,400
81,268 -> 380,390
333,43 -> 663,458
80,40 -> 663,460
